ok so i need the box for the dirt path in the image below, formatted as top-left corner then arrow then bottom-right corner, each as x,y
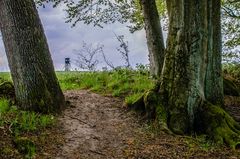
55,90 -> 141,159
48,90 -> 240,159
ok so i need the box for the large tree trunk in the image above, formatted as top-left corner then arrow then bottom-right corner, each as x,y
0,0 -> 65,113
130,0 -> 240,148
162,0 -> 224,134
140,0 -> 165,78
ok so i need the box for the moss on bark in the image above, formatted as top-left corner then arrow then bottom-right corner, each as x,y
127,88 -> 170,133
128,90 -> 240,148
195,101 -> 240,149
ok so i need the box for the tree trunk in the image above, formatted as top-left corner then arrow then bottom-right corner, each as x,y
130,0 -> 240,148
140,0 -> 165,78
0,0 -> 65,113
162,0 -> 224,134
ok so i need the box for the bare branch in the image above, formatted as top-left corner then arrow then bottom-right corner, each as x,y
75,41 -> 103,71
102,52 -> 115,69
114,33 -> 131,68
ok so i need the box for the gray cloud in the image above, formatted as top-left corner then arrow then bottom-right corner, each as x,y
0,4 -> 149,71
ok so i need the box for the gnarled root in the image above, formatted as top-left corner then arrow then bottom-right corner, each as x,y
127,89 -> 171,134
196,101 -> 240,149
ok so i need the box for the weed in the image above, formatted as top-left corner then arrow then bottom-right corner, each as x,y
0,98 -> 10,114
18,111 -> 38,131
125,93 -> 143,105
39,115 -> 55,128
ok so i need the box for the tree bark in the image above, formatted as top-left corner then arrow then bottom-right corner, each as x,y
161,0 -> 224,133
130,0 -> 240,148
0,0 -> 65,113
140,0 -> 165,78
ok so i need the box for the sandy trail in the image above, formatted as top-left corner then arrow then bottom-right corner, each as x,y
55,90 -> 140,159
46,90 -> 240,159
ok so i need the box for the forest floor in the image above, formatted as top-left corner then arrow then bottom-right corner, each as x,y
35,90 -> 240,159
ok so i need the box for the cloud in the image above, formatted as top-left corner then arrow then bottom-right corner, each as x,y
0,3 -> 149,71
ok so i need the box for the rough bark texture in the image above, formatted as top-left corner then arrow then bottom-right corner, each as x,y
0,0 -> 65,113
130,0 -> 240,148
161,0 -> 224,133
140,0 -> 165,78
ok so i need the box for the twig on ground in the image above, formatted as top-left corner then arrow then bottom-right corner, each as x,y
89,150 -> 106,156
65,115 -> 96,128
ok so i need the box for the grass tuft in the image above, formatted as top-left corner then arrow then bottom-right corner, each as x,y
0,98 -> 10,114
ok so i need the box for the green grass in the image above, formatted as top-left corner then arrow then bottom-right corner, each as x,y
0,97 -> 55,158
0,69 -> 153,96
57,69 -> 154,99
0,72 -> 12,82
0,69 -> 153,157
0,69 -> 154,109
0,98 -> 10,114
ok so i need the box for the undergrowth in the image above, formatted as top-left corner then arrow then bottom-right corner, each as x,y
0,65 -> 239,157
0,98 -> 55,158
223,63 -> 240,87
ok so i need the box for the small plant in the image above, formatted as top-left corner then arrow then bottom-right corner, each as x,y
12,111 -> 55,132
125,93 -> 143,105
0,98 -> 10,114
39,115 -> 55,128
18,111 -> 38,132
102,33 -> 132,70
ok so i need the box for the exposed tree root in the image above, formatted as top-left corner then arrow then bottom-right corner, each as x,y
128,89 -> 240,148
127,89 -> 171,134
196,101 -> 240,149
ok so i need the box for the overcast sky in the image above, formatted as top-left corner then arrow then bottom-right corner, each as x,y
0,4 -> 149,72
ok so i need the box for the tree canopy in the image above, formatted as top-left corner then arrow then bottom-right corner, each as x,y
35,0 -> 240,63
222,0 -> 240,63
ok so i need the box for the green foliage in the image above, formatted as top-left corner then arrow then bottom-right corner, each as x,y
222,0 -> 240,63
11,112 -> 55,133
0,98 -> 55,158
0,98 -> 10,114
0,72 -> 12,82
36,0 -> 139,31
35,0 -> 167,33
125,93 -> 143,105
57,69 -> 154,99
223,63 -> 240,87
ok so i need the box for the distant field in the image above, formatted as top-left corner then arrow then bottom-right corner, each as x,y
0,70 -> 154,104
0,72 -> 12,82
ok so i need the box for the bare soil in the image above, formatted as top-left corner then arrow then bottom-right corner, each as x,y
54,90 -> 139,159
40,90 -> 240,159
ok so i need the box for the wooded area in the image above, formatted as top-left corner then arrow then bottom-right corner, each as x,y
0,0 -> 240,158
